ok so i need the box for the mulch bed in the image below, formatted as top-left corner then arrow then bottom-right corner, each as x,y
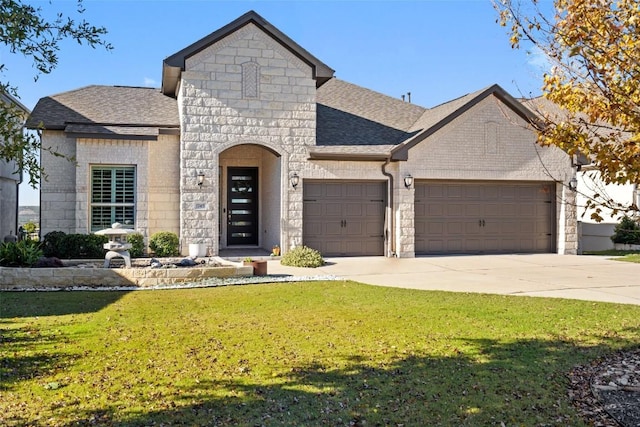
568,348 -> 640,427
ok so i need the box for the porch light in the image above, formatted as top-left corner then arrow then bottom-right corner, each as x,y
404,174 -> 413,189
290,172 -> 299,189
197,171 -> 205,186
569,177 -> 578,191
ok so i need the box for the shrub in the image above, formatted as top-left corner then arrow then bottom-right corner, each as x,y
127,233 -> 145,257
149,232 -> 180,257
0,240 -> 43,267
22,221 -> 37,234
611,216 -> 640,245
42,231 -> 108,259
280,245 -> 324,268
42,231 -> 67,257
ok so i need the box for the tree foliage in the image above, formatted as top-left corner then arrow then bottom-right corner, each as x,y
0,0 -> 111,186
495,0 -> 640,217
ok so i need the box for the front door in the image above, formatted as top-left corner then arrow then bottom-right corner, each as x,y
227,167 -> 259,246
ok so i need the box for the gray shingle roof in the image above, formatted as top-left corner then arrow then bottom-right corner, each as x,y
27,79 -> 537,159
317,79 -> 426,133
313,79 -> 425,157
27,85 -> 179,138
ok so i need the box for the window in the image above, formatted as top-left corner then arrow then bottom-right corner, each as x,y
90,166 -> 136,232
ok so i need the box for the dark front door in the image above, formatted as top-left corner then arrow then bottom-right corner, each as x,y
227,167 -> 259,246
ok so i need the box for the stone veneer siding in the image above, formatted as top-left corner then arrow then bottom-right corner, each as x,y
178,23 -> 316,254
0,265 -> 253,289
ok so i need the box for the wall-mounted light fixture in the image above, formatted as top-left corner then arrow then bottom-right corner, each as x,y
290,172 -> 299,189
568,177 -> 578,191
197,171 -> 205,187
404,174 -> 414,189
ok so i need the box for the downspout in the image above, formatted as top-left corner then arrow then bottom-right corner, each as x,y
382,157 -> 395,257
37,129 -> 42,240
13,177 -> 20,240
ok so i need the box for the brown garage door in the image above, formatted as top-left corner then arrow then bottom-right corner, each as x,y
303,181 -> 386,256
415,181 -> 555,254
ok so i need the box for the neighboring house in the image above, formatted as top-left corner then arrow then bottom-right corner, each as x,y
576,168 -> 639,252
27,11 -> 578,257
0,92 -> 30,242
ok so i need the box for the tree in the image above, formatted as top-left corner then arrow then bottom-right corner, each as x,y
0,0 -> 111,186
495,0 -> 640,219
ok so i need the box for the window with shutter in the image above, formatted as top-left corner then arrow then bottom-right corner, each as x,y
90,166 -> 136,232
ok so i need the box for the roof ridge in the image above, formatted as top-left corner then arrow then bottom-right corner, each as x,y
332,78 -> 427,111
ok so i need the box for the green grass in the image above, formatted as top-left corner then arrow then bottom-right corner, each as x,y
2,282 -> 640,426
583,249 -> 640,263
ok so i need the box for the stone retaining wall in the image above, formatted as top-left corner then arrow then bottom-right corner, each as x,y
0,265 -> 254,290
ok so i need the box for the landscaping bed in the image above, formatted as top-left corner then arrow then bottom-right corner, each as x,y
0,257 -> 253,290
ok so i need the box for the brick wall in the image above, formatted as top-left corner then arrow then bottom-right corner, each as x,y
398,96 -> 577,256
147,134 -> 180,244
75,138 -> 149,236
40,131 -> 77,235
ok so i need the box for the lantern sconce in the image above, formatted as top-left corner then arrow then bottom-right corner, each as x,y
290,172 -> 300,189
197,171 -> 205,187
404,174 -> 414,189
568,177 -> 578,191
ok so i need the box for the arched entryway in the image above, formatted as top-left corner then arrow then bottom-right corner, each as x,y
219,144 -> 282,252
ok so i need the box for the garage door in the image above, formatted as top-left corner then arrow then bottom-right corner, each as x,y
303,181 -> 386,256
415,181 -> 555,254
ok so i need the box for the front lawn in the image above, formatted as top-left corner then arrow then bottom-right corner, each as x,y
583,249 -> 640,263
2,282 -> 639,426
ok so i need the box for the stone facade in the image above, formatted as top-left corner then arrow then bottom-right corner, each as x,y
178,23 -> 316,254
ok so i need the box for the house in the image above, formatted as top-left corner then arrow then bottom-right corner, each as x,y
27,11 -> 578,257
576,169 -> 639,252
1,92 -> 30,242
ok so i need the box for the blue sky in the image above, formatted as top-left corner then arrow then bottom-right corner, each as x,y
11,0 -> 549,205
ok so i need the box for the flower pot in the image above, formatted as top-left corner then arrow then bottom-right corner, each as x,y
188,243 -> 207,257
244,260 -> 267,276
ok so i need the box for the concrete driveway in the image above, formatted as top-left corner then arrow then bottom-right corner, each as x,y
267,254 -> 640,305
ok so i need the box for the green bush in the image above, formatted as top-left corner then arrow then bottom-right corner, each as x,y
0,240 -> 43,267
41,231 -> 66,257
42,231 -> 108,259
22,221 -> 37,234
149,231 -> 180,257
127,233 -> 145,257
280,245 -> 324,268
611,216 -> 640,245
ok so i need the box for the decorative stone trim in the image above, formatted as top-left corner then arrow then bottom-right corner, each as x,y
0,266 -> 253,290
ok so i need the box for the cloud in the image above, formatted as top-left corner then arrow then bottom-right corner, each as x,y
143,77 -> 157,87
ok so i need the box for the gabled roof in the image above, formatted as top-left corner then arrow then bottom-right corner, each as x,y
1,91 -> 30,115
27,85 -> 179,140
390,84 -> 539,160
162,10 -> 335,97
310,83 -> 539,161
